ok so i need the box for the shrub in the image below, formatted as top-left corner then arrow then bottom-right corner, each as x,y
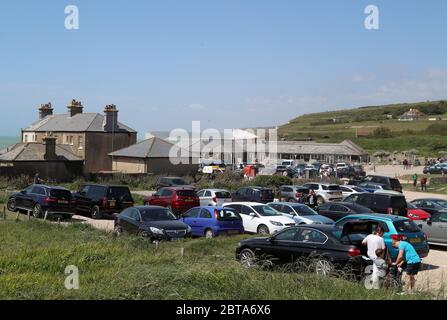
372,127 -> 393,138
426,122 -> 447,135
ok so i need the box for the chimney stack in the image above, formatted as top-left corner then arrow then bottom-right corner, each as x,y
43,134 -> 57,160
39,102 -> 53,120
104,104 -> 119,132
67,99 -> 83,117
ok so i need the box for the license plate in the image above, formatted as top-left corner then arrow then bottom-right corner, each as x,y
58,200 -> 68,204
185,199 -> 193,202
109,200 -> 116,207
409,238 -> 421,244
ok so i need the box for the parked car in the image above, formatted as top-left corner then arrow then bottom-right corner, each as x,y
419,211 -> 447,246
278,185 -> 310,203
336,166 -> 356,179
423,164 -> 447,175
236,224 -> 370,276
357,182 -> 393,193
114,206 -> 191,241
352,165 -> 366,178
406,202 -> 431,221
222,202 -> 296,235
73,184 -> 134,219
344,193 -> 407,216
231,187 -> 275,204
335,214 -> 430,259
196,189 -> 232,206
7,184 -> 75,220
340,185 -> 366,200
410,198 -> 447,215
316,202 -> 374,221
301,183 -> 343,205
155,177 -> 192,190
144,187 -> 199,215
363,175 -> 402,193
181,206 -> 244,238
267,202 -> 334,225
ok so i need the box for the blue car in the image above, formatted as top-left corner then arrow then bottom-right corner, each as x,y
335,214 -> 430,259
357,182 -> 393,193
267,202 -> 335,225
181,206 -> 245,238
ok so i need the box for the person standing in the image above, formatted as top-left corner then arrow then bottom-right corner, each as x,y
362,226 -> 386,289
34,171 -> 41,185
420,176 -> 428,192
391,235 -> 421,293
412,173 -> 418,189
308,190 -> 317,208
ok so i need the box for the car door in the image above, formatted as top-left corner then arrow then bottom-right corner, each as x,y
181,207 -> 201,235
198,208 -> 213,235
425,212 -> 447,244
202,190 -> 213,206
267,227 -> 302,263
420,200 -> 440,215
15,186 -> 34,209
125,208 -> 142,234
75,185 -> 91,212
327,204 -> 349,221
232,188 -> 244,202
197,190 -> 206,206
240,205 -> 259,233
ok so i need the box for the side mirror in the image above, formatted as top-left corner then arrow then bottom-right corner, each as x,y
249,212 -> 257,217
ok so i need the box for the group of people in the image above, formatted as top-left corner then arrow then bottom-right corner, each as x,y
412,174 -> 428,191
424,158 -> 446,167
362,227 -> 421,292
402,159 -> 414,170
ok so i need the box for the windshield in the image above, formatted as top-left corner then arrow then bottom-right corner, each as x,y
176,190 -> 196,197
140,208 -> 177,221
323,185 -> 341,191
170,179 -> 187,185
291,205 -> 318,216
407,202 -> 417,209
215,191 -> 231,198
50,189 -> 72,199
351,187 -> 365,192
253,205 -> 281,217
215,209 -> 241,221
393,220 -> 420,233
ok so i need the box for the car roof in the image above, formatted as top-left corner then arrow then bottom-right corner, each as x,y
134,205 -> 167,210
81,183 -> 129,188
224,202 -> 266,206
411,198 -> 447,201
199,188 -> 228,192
268,202 -> 306,206
162,186 -> 195,190
32,184 -> 70,191
339,213 -> 407,222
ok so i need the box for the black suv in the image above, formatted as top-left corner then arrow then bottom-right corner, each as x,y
155,177 -> 192,191
7,184 -> 74,220
73,184 -> 134,219
344,193 -> 407,216
231,186 -> 275,203
363,175 -> 402,193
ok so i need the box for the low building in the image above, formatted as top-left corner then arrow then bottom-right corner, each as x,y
21,100 -> 137,173
109,137 -> 199,175
398,108 -> 426,121
0,136 -> 83,181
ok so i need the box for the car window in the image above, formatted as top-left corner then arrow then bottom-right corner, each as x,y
294,229 -> 327,244
252,205 -> 281,217
318,203 -> 331,210
281,205 -> 294,214
330,204 -> 349,212
141,208 -> 176,221
79,185 -> 90,195
128,209 -> 141,221
200,209 -> 212,219
292,205 -> 318,216
269,204 -> 282,211
274,228 -> 299,241
177,190 -> 196,197
50,189 -> 72,199
433,200 -> 447,208
120,208 -> 133,217
204,191 -> 212,197
108,187 -> 132,201
345,194 -> 359,203
196,190 -> 205,197
215,209 -> 241,221
90,186 -> 107,198
423,200 -> 435,209
340,186 -> 350,192
31,186 -> 46,195
282,187 -> 293,192
161,189 -> 174,197
215,191 -> 231,198
225,204 -> 241,213
241,205 -> 253,216
184,208 -> 200,218
393,220 -> 420,233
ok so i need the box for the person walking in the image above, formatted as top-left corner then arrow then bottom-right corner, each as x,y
412,173 -> 418,189
34,171 -> 41,185
362,226 -> 386,289
420,176 -> 428,192
308,190 -> 317,209
391,235 -> 421,293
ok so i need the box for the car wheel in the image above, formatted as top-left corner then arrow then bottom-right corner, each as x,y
316,196 -> 325,206
114,224 -> 123,236
6,198 -> 16,212
239,248 -> 256,267
91,206 -> 102,220
314,258 -> 334,277
257,225 -> 270,235
33,203 -> 42,218
205,229 -> 214,239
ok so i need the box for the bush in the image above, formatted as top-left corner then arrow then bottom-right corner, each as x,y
372,127 -> 393,138
426,122 -> 447,135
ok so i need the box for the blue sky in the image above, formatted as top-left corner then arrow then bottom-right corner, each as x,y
1,0 -> 446,137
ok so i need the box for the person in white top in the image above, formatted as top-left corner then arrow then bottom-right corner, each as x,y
362,226 -> 386,289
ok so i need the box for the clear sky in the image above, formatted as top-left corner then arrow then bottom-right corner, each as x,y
1,0 -> 446,137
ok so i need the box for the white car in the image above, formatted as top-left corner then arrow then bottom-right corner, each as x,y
197,189 -> 232,206
222,202 -> 296,235
340,185 -> 366,200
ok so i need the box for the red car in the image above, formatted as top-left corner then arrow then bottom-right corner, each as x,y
407,202 -> 431,221
144,187 -> 199,215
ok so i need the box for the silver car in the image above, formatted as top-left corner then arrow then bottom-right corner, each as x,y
340,185 -> 366,200
302,183 -> 343,205
278,185 -> 310,203
419,211 -> 447,246
267,202 -> 334,225
197,189 -> 232,206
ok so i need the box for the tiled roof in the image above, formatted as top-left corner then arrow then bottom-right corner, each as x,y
0,143 -> 83,162
23,113 -> 136,133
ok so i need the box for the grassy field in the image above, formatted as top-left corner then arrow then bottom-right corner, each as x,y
0,212 -> 431,300
278,100 -> 447,155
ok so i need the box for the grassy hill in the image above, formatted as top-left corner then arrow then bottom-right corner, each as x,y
278,100 -> 447,156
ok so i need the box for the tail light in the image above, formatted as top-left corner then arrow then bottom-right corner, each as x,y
296,192 -> 303,198
348,248 -> 361,257
423,233 -> 428,241
212,197 -> 217,203
102,197 -> 109,208
386,208 -> 393,214
214,209 -> 219,220
44,197 -> 57,203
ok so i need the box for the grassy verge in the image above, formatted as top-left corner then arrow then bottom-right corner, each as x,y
402,183 -> 447,195
0,216 -> 429,300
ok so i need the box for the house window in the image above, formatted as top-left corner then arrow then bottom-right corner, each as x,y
24,135 -> 28,143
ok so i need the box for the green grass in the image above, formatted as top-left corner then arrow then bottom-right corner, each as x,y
0,216 -> 430,300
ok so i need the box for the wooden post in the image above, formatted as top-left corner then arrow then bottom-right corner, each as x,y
57,217 -> 61,225
180,247 -> 184,257
15,211 -> 20,222
43,210 -> 49,222
3,207 -> 5,220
